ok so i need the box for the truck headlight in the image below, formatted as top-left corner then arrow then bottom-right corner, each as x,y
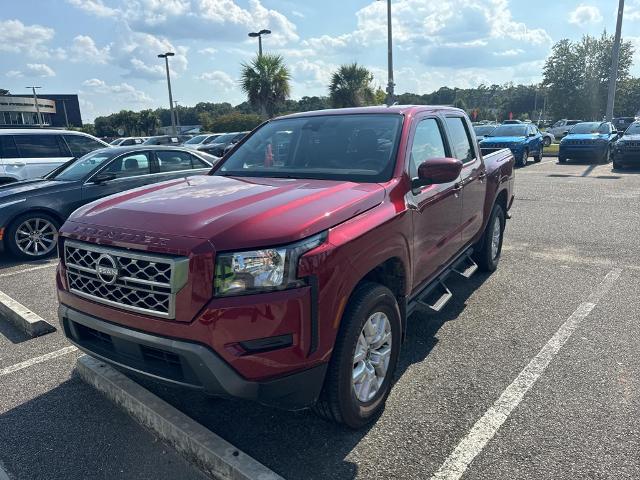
214,233 -> 326,296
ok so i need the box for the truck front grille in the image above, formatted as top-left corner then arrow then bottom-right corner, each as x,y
64,240 -> 188,319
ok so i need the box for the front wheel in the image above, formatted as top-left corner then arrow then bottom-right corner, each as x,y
473,203 -> 506,272
534,147 -> 543,163
601,146 -> 612,164
558,155 -> 567,163
6,212 -> 60,260
518,149 -> 528,168
314,283 -> 401,429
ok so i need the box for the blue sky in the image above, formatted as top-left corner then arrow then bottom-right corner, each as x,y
2,0 -> 639,122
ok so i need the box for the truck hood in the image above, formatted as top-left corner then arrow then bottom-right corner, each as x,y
68,175 -> 386,251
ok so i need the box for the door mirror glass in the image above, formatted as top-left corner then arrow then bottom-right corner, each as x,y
413,158 -> 463,189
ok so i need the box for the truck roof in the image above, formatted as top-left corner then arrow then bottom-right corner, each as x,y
277,105 -> 465,119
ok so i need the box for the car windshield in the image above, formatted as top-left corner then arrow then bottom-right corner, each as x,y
570,122 -> 606,134
109,139 -> 122,145
217,114 -> 403,182
51,151 -> 112,181
474,126 -> 496,136
184,135 -> 209,144
624,123 -> 640,135
488,125 -> 528,137
211,133 -> 238,144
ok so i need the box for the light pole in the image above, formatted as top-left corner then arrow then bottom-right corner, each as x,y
26,86 -> 44,127
606,0 -> 625,122
173,101 -> 181,129
158,52 -> 177,135
378,0 -> 395,105
248,29 -> 271,57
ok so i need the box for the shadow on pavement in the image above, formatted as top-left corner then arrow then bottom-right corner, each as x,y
138,271 -> 493,480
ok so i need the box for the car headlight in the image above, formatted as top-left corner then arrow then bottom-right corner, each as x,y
214,232 -> 326,296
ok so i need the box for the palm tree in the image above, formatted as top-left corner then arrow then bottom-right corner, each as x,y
240,54 -> 291,118
329,63 -> 376,108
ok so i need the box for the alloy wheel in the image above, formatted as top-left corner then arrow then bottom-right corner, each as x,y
14,217 -> 58,257
491,214 -> 502,260
352,311 -> 392,403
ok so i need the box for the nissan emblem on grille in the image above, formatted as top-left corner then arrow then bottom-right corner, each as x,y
96,254 -> 119,285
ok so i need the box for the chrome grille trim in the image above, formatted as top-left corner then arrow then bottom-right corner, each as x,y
64,240 -> 189,319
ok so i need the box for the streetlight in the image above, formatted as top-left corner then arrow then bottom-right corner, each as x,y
378,0 -> 395,105
248,29 -> 271,57
606,0 -> 625,122
173,101 -> 181,129
25,86 -> 44,127
158,52 -> 177,135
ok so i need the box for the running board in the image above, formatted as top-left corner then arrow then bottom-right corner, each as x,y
452,252 -> 478,279
416,280 -> 453,313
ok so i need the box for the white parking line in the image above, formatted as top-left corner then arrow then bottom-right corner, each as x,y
0,461 -> 10,480
0,346 -> 78,377
0,263 -> 57,279
430,268 -> 622,480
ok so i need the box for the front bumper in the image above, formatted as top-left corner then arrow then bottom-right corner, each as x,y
60,304 -> 327,409
559,144 -> 608,160
613,149 -> 640,165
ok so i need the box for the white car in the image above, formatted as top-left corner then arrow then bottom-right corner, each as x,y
0,129 -> 109,184
548,120 -> 583,140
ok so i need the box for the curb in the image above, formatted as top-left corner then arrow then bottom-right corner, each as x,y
0,290 -> 56,337
76,355 -> 283,480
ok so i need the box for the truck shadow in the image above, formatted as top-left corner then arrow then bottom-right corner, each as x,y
138,271 -> 493,480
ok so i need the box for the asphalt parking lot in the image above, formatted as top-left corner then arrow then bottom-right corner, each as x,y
1,159 -> 639,480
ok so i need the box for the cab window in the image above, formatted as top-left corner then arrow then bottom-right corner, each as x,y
409,118 -> 447,178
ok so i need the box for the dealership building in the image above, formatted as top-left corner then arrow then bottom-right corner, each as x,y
0,94 -> 82,128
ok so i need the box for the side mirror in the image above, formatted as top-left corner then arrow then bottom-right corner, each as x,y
413,158 -> 463,190
92,172 -> 116,184
528,132 -> 536,137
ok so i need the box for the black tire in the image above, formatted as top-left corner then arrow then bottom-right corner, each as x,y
5,212 -> 60,260
543,136 -> 552,147
313,282 -> 401,429
473,203 -> 505,273
558,155 -> 567,163
534,147 -> 543,163
601,146 -> 612,164
518,149 -> 528,168
613,160 -> 623,170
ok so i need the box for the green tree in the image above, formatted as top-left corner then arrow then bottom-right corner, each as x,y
202,112 -> 263,133
240,54 -> 291,118
616,77 -> 640,117
138,109 -> 160,135
328,63 -> 376,108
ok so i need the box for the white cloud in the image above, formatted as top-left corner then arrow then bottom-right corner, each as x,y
197,70 -> 235,91
81,78 -> 153,104
569,4 -> 603,26
66,0 -> 118,17
292,10 -> 305,19
69,35 -> 111,64
198,47 -> 218,56
0,19 -> 63,58
6,70 -> 23,78
25,63 -> 56,77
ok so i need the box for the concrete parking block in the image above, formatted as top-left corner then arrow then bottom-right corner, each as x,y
76,355 -> 283,480
0,290 -> 55,337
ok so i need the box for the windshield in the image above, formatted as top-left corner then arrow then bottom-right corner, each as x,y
211,133 -> 238,144
624,123 -> 640,135
474,126 -> 496,136
569,122 -> 606,134
488,125 -> 528,137
217,114 -> 403,182
184,135 -> 209,145
109,139 -> 123,145
52,151 -> 112,181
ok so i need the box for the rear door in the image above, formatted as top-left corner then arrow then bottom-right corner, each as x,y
12,133 -> 71,179
444,115 -> 487,247
81,151 -> 153,204
409,116 -> 464,288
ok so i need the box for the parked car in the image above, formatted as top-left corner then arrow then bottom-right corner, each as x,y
479,123 -> 544,167
540,131 -> 555,147
0,129 -> 109,184
613,121 -> 640,169
56,106 -> 515,428
197,131 -> 249,157
473,124 -> 497,141
143,135 -> 191,146
182,134 -> 223,149
612,117 -> 638,134
548,119 -> 583,139
109,137 -> 146,146
558,121 -> 620,164
0,146 -> 216,260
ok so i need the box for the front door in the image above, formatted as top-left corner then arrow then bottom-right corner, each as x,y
409,116 -> 464,289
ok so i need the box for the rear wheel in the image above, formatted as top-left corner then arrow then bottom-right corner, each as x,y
473,203 -> 505,273
314,283 -> 401,429
6,212 -> 60,260
543,136 -> 552,147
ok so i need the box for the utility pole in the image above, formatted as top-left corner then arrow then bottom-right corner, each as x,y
606,0 -> 625,122
26,86 -> 43,127
381,0 -> 395,105
173,101 -> 181,129
158,52 -> 177,135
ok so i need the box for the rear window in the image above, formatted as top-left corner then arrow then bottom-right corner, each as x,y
156,151 -> 200,172
63,134 -> 105,157
13,134 -> 64,158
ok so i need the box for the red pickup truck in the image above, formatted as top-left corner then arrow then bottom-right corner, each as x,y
57,106 -> 514,428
